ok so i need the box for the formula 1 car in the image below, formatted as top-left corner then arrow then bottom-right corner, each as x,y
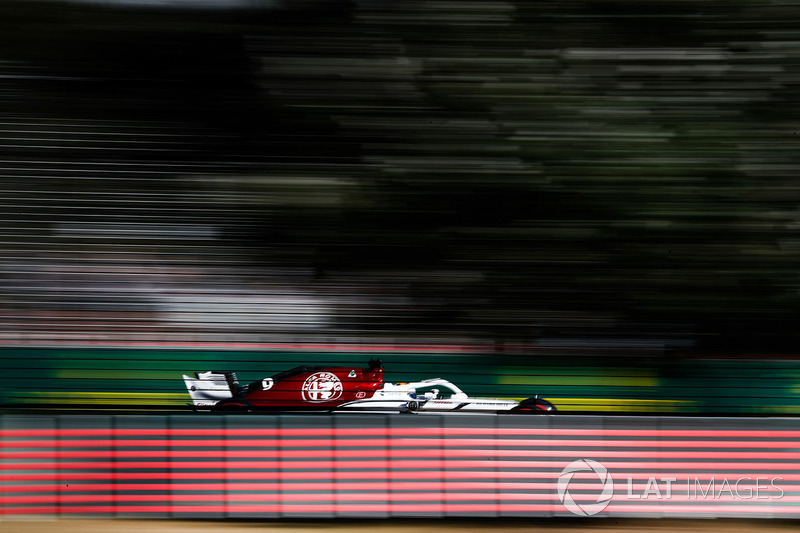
182,359 -> 556,414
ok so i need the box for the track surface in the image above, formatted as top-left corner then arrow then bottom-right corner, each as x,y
0,520 -> 798,533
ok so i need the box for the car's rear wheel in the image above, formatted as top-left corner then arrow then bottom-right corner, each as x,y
213,400 -> 252,412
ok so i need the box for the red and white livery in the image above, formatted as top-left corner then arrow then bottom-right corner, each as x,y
183,359 -> 556,414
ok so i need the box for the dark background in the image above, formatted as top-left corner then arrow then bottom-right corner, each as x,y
1,0 -> 800,356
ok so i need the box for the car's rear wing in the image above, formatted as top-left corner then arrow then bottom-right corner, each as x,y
182,371 -> 238,407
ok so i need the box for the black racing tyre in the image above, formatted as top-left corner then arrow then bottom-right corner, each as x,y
212,400 -> 252,412
511,397 -> 557,414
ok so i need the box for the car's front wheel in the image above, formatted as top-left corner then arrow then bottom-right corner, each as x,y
511,397 -> 557,413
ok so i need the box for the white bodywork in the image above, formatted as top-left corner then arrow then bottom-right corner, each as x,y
338,378 -> 524,413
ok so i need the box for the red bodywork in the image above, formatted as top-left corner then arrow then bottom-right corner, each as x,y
220,362 -> 385,410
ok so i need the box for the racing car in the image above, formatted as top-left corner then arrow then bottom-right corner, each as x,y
182,359 -> 556,414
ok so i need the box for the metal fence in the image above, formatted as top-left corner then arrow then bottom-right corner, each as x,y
1,413 -> 799,519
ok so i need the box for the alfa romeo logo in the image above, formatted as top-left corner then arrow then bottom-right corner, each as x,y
302,372 -> 343,402
557,459 -> 614,516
